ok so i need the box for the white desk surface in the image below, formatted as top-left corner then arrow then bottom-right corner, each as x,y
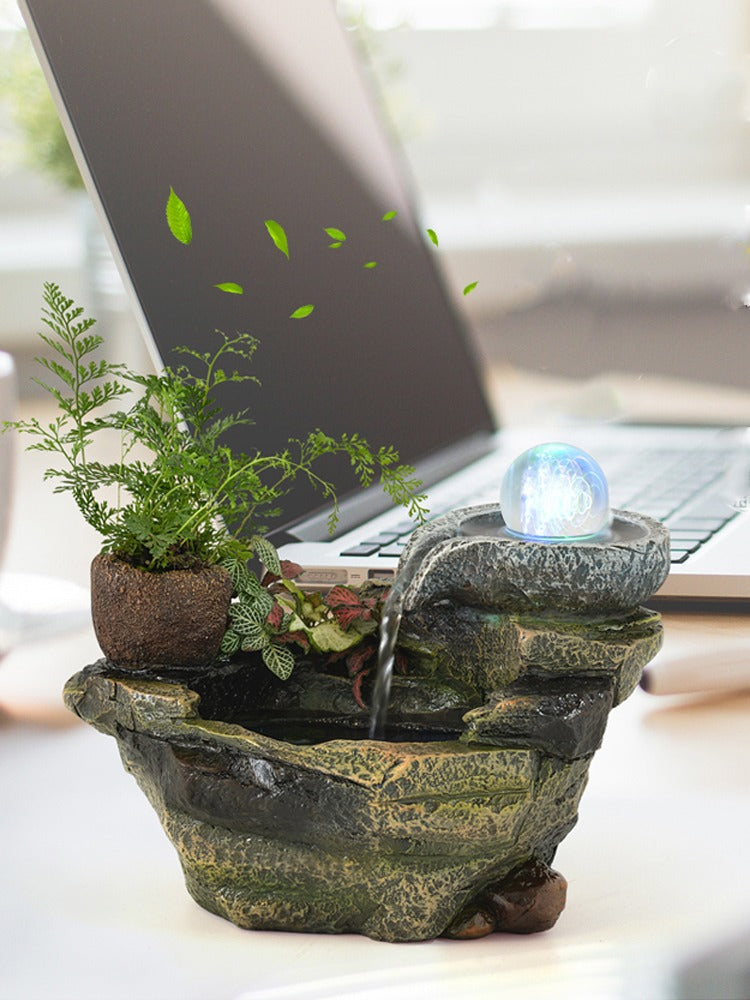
2,377 -> 750,1000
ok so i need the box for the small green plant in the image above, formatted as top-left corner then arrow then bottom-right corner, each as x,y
164,189 -> 448,678
221,548 -> 388,681
7,283 -> 427,583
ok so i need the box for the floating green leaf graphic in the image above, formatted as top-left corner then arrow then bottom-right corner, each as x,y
166,187 -> 192,245
290,304 -> 315,319
215,282 -> 244,294
426,228 -> 439,247
363,261 -> 378,269
382,210 -> 397,221
324,226 -> 347,242
328,242 -> 343,249
463,281 -> 478,296
265,219 -> 289,258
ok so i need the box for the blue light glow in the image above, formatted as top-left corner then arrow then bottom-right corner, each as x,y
500,442 -> 611,540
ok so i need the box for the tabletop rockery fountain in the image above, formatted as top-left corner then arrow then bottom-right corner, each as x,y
64,441 -> 670,943
10,204 -> 669,943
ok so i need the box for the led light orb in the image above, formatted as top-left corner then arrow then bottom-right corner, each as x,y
500,442 -> 611,541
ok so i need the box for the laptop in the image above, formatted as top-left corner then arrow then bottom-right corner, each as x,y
19,0 -> 750,603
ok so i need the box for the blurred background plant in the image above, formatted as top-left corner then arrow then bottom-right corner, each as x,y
0,0 -> 149,379
0,9 -> 82,190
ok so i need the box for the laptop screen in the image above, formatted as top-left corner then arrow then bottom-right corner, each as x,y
20,0 -> 495,531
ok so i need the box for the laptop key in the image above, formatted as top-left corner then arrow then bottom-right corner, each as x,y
670,551 -> 691,564
670,540 -> 702,555
363,532 -> 401,546
668,528 -> 713,541
682,498 -> 736,520
636,504 -> 678,520
340,543 -> 381,557
393,520 -> 418,535
668,516 -> 729,532
379,544 -> 407,558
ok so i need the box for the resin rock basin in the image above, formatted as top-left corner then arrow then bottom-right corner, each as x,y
64,598 -> 663,944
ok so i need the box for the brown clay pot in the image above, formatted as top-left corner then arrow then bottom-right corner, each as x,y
90,553 -> 233,668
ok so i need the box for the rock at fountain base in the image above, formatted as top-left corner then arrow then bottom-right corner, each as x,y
445,859 -> 567,938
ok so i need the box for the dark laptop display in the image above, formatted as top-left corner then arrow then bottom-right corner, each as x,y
19,0 -> 493,532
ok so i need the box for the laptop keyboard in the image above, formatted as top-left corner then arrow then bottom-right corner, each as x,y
614,447 -> 738,564
341,446 -> 740,566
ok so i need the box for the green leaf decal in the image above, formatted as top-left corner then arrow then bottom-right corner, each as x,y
463,281 -> 479,296
426,228 -> 439,247
290,304 -> 315,319
381,210 -> 397,221
215,282 -> 244,294
265,219 -> 289,258
324,227 -> 346,242
363,261 -> 378,269
166,187 -> 192,245
328,242 -> 343,249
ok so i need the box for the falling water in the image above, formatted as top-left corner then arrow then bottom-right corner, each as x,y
368,531 -> 435,740
367,580 -> 405,740
367,512 -> 461,739
367,508 -> 486,740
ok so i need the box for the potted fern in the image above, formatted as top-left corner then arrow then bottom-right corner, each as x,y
8,282 -> 425,669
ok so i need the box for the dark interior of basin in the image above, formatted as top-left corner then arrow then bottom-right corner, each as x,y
243,719 -> 459,745
187,655 -> 468,745
146,642 -> 617,758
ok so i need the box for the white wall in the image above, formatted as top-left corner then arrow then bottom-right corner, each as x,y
344,0 -> 750,325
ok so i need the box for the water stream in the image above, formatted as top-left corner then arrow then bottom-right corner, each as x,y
367,507 -> 504,740
367,579 -> 406,740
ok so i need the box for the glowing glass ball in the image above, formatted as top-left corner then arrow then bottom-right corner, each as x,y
500,442 -> 611,541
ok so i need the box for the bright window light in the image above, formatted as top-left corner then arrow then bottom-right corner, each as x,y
337,0 -> 653,31
0,0 -> 24,31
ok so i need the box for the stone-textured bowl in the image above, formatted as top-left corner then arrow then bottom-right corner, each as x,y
90,554 -> 233,667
